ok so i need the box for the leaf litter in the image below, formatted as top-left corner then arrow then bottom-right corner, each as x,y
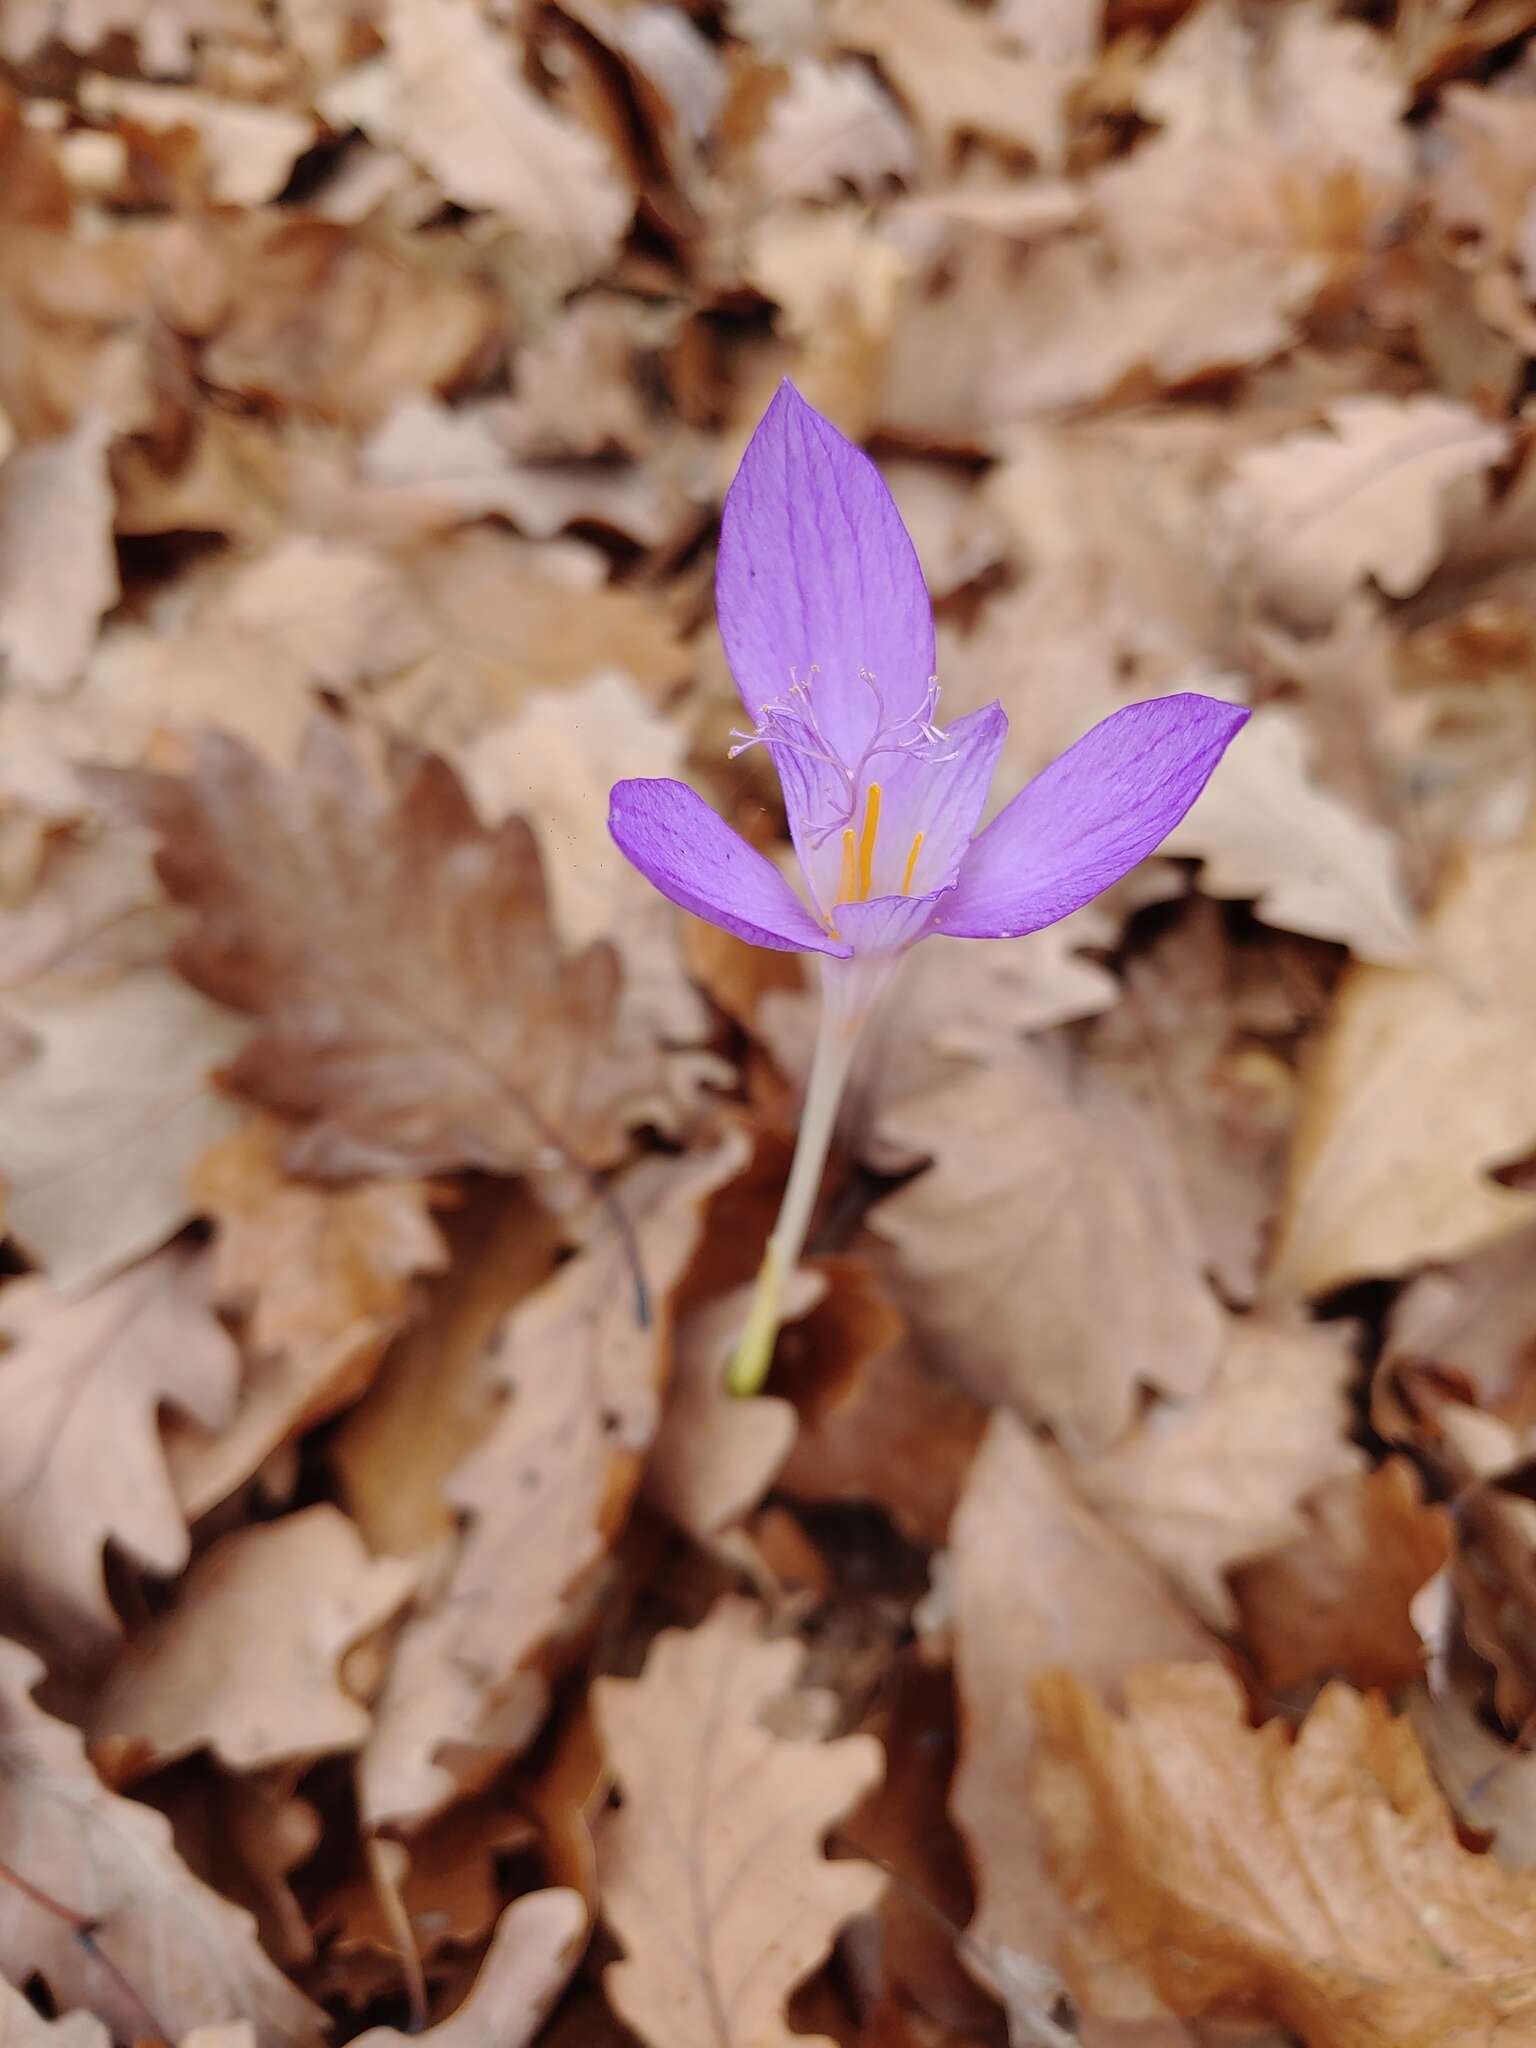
5,2 -> 1536,2044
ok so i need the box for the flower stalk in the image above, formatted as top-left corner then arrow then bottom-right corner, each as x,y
727,962 -> 878,1394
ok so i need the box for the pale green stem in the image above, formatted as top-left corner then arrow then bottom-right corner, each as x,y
727,959 -> 883,1395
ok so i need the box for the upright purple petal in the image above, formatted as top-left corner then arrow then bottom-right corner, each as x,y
935,695 -> 1250,939
716,382 -> 935,762
610,778 -> 850,956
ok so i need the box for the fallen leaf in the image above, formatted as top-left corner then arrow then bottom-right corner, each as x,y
321,0 -> 630,294
0,0 -> 270,74
0,815 -> 173,997
871,1047 -> 1225,1452
376,528 -> 687,745
1087,901 -> 1296,1303
834,0 -> 1073,169
1408,1670 -> 1536,1870
0,1250 -> 238,1667
1385,1224 -> 1536,1411
360,1138 -> 743,1831
350,1889 -> 588,2048
106,719 -> 658,1181
167,1117 -> 448,1516
91,1505 -> 418,1773
1269,828 -> 1536,1299
0,1637 -> 324,2044
0,411 -> 118,696
1219,395 -> 1509,629
0,1979 -> 106,2048
1232,1460 -> 1453,1692
593,1597 -> 885,2048
644,1278 -> 804,1543
192,216 -> 497,429
496,295 -> 663,463
463,671 -> 712,1052
76,77 -> 315,206
195,1117 -> 447,1366
751,60 -> 917,203
0,965 -> 248,1292
1034,1661 -> 1536,2044
1074,1318 -> 1363,1628
1164,704 -> 1422,965
313,1801 -> 537,2001
949,1415 -> 1217,2006
776,1257 -> 986,1549
331,1179 -> 562,1558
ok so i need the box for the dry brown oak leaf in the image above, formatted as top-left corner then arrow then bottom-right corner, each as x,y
1268,826 -> 1536,1299
871,1046 -> 1224,1452
1035,1661 -> 1536,2047
1073,1317 -> 1363,1629
352,1888 -> 588,2048
91,1504 -> 418,1775
361,1137 -> 745,1831
102,719 -> 658,1181
593,1597 -> 884,2048
0,1638 -> 323,2045
1231,1460 -> 1452,1693
167,1116 -> 449,1519
948,1413 -> 1217,2002
0,1247 -> 238,1670
0,965 -> 248,1295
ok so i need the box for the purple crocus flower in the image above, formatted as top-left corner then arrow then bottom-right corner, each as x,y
610,382 -> 1247,1392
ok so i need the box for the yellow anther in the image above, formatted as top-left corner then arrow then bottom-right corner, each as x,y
856,783 -> 882,901
837,827 -> 858,906
901,829 -> 924,896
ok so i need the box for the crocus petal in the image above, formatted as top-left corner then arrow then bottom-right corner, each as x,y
609,778 -> 851,956
869,701 -> 1007,901
834,891 -> 946,957
935,695 -> 1250,939
717,381 -> 935,760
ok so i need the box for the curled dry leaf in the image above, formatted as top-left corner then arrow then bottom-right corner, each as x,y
0,410 -> 119,697
948,1414 -> 1217,2000
91,1505 -> 418,1774
361,1138 -> 744,1831
1269,828 -> 1536,1299
1231,1460 -> 1453,1693
1073,1318 -> 1363,1629
871,1048 -> 1224,1452
0,964 -> 248,1292
0,1249 -> 238,1668
1034,1661 -> 1536,2045
0,1638 -> 324,2045
593,1597 -> 885,2048
350,1889 -> 588,2048
104,719 -> 658,1181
